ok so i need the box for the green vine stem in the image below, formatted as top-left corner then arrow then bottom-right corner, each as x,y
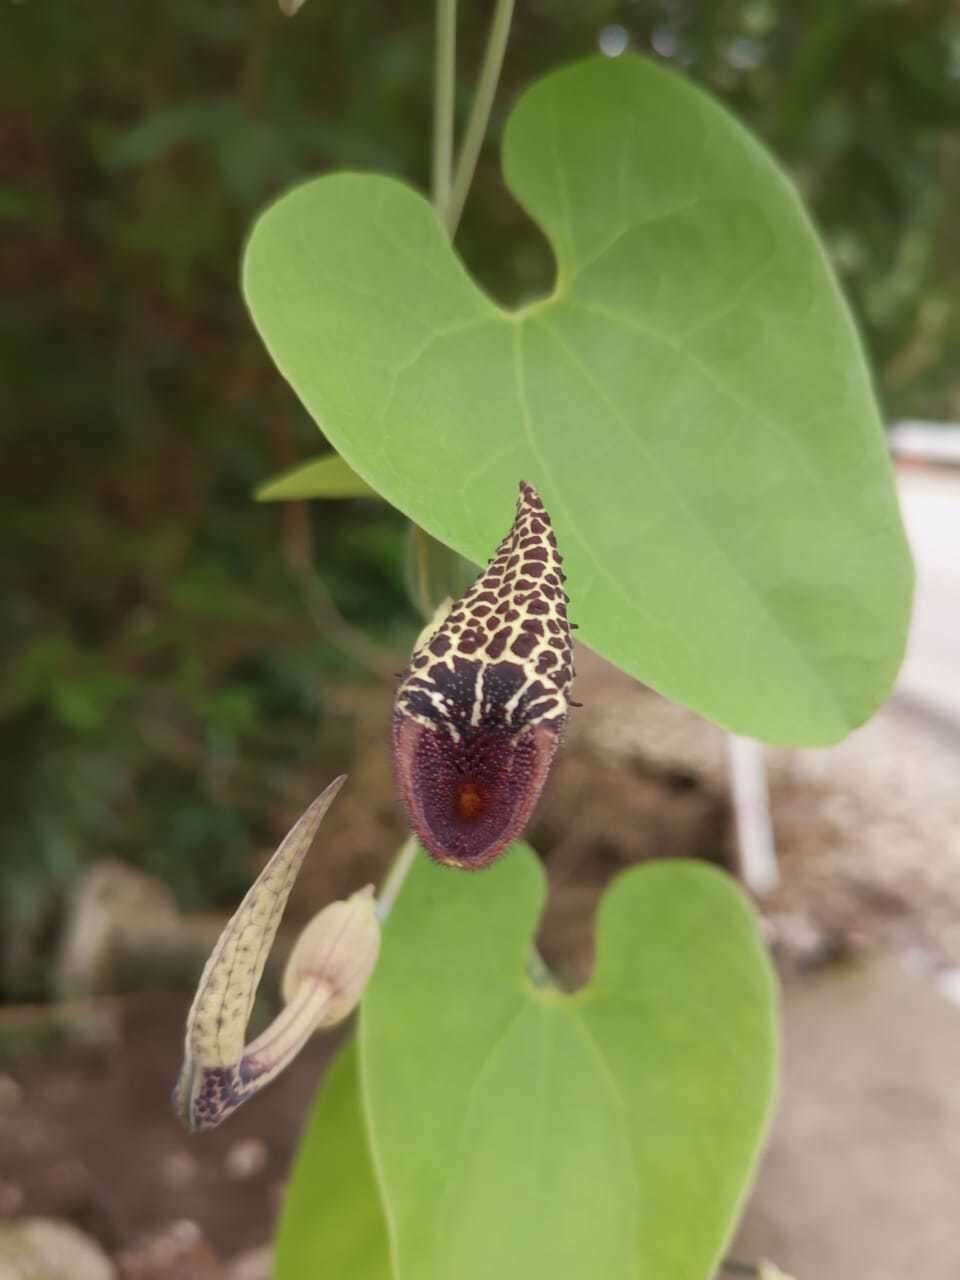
432,0 -> 457,222
377,834 -> 420,921
412,523 -> 434,619
446,0 -> 515,235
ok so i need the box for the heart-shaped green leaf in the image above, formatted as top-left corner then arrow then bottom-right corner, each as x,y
276,848 -> 776,1279
350,846 -> 775,1280
243,56 -> 912,743
256,451 -> 379,501
274,1040 -> 391,1279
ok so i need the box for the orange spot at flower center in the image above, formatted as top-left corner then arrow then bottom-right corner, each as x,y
455,782 -> 486,822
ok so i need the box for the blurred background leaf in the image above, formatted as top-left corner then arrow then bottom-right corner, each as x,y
256,453 -> 380,501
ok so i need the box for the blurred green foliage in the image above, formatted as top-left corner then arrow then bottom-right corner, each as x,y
2,0 -> 958,997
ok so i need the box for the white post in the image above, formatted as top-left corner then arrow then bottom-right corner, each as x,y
726,734 -> 779,896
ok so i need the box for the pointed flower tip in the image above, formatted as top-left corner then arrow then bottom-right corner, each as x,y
277,0 -> 309,15
392,481 -> 575,869
174,777 -> 378,1134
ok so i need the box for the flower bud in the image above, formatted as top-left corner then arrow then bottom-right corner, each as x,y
282,885 -> 380,1025
174,776 -> 377,1133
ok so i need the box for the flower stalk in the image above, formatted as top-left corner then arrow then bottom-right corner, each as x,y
446,0 -> 515,235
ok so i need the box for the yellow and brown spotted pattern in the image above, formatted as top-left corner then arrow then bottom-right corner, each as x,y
392,481 -> 575,869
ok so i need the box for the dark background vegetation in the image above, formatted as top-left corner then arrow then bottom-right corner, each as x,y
3,0 -> 959,999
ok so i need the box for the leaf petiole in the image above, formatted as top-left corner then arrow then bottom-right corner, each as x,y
446,0 -> 515,235
376,834 -> 420,922
432,0 -> 457,223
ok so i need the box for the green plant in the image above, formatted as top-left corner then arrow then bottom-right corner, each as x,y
247,63 -> 912,747
4,0 -> 953,1009
182,3 -> 912,1276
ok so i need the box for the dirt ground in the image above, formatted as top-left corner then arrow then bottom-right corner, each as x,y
0,995 -> 333,1277
2,646 -> 959,1278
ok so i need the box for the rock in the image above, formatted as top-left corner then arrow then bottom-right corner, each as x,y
225,1246 -> 272,1280
115,1220 -> 222,1279
57,862 -> 181,1000
0,1217 -> 115,1279
55,863 -> 238,1002
223,1139 -> 268,1182
159,1150 -> 198,1191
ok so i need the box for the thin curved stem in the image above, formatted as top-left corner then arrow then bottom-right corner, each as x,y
244,979 -> 332,1076
432,0 -> 458,222
446,0 -> 515,236
377,835 -> 420,922
413,523 -> 433,620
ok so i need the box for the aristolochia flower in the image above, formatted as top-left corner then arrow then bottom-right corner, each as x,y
392,481 -> 575,869
174,776 -> 379,1132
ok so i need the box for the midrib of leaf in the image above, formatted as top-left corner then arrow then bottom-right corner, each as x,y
561,198 -> 705,283
510,314 -> 708,690
568,297 -> 865,538
564,1001 -> 643,1280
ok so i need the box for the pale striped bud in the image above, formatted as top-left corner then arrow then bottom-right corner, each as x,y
281,886 -> 380,1024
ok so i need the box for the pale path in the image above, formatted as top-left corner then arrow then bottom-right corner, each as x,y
733,957 -> 960,1278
